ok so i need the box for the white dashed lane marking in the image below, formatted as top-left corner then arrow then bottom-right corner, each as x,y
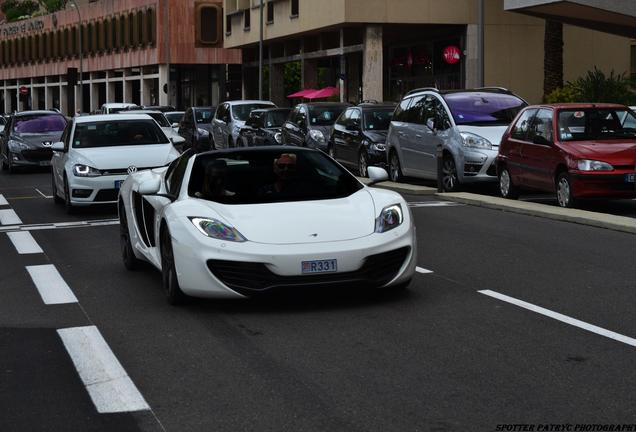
0,194 -> 8,206
26,264 -> 78,305
0,218 -> 119,233
479,290 -> 636,347
57,326 -> 151,413
7,231 -> 43,254
0,209 -> 22,225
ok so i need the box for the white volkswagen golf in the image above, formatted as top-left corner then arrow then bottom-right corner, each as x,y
118,147 -> 417,304
51,114 -> 180,212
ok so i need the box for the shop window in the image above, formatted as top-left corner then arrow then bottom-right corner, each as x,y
196,3 -> 221,45
291,0 -> 299,17
226,14 -> 232,35
267,2 -> 274,24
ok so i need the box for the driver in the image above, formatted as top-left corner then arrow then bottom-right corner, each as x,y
260,153 -> 298,195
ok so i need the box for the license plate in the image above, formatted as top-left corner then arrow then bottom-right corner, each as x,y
625,173 -> 635,183
114,180 -> 124,191
39,160 -> 51,166
301,259 -> 337,274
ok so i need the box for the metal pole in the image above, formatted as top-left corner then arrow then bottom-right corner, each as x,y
258,0 -> 264,100
477,0 -> 485,87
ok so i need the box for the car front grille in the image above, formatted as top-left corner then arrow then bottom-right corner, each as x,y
100,166 -> 158,176
94,189 -> 119,202
21,148 -> 52,162
206,246 -> 410,296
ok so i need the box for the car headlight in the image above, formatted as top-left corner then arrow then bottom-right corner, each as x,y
189,217 -> 247,242
274,132 -> 283,144
577,159 -> 614,171
8,140 -> 28,152
460,132 -> 492,150
309,129 -> 325,143
375,204 -> 404,233
73,164 -> 101,177
372,142 -> 386,152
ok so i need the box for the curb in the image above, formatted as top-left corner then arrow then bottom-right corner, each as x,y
357,177 -> 437,196
436,192 -> 636,235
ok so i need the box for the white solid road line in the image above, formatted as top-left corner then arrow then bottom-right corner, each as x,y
0,218 -> 119,233
34,188 -> 53,199
416,266 -> 434,274
0,194 -> 8,206
0,208 -> 22,225
408,201 -> 462,208
7,231 -> 43,254
479,290 -> 636,347
57,326 -> 150,414
26,264 -> 78,305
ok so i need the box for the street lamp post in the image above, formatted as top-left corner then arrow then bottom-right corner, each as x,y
258,0 -> 264,100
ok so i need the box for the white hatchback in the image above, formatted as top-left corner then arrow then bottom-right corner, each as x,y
51,114 -> 180,212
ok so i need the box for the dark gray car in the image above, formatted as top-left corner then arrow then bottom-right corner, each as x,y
0,111 -> 67,173
178,106 -> 216,152
282,102 -> 350,151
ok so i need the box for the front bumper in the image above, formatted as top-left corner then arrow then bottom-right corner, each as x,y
457,148 -> 498,183
68,173 -> 129,205
570,170 -> 636,198
169,221 -> 417,299
8,149 -> 53,167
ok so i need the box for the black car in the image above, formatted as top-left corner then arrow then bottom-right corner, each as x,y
328,102 -> 395,177
282,102 -> 350,151
0,110 -> 67,173
238,108 -> 292,146
178,106 -> 216,152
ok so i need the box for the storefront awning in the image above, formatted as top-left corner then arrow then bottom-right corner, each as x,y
504,0 -> 636,38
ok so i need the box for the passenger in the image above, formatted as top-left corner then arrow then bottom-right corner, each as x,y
196,160 -> 235,200
260,153 -> 298,195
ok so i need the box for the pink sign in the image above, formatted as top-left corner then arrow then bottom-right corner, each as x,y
443,45 -> 461,65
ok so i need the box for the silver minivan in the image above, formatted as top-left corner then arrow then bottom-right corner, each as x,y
386,88 -> 526,191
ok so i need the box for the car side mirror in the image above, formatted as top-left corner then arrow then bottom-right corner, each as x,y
533,134 -> 552,146
426,118 -> 437,133
367,167 -> 389,186
170,136 -> 185,145
171,122 -> 179,128
137,176 -> 162,195
51,141 -> 65,152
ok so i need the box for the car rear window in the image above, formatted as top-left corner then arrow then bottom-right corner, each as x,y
558,109 -> 636,141
188,149 -> 363,204
232,104 -> 276,122
443,93 -> 526,126
73,119 -> 168,148
14,114 -> 67,134
195,109 -> 214,124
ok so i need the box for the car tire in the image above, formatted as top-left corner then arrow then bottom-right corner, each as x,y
556,172 -> 576,208
498,166 -> 519,199
63,175 -> 76,214
51,171 -> 63,204
161,227 -> 187,305
442,155 -> 460,192
389,151 -> 403,183
120,204 -> 141,271
358,150 -> 369,178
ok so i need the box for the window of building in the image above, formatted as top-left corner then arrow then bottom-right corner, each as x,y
267,1 -> 274,24
97,20 -> 105,52
146,8 -> 156,46
69,27 -> 77,56
197,5 -> 220,45
226,14 -> 232,35
81,24 -> 89,55
291,0 -> 299,17
243,9 -> 250,30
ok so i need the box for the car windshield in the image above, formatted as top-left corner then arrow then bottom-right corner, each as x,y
558,109 -> 636,141
188,149 -> 363,204
232,104 -> 275,122
363,108 -> 394,130
166,112 -> 184,123
308,106 -> 347,126
195,109 -> 214,124
265,111 -> 289,128
444,93 -> 526,126
73,119 -> 168,148
146,113 -> 171,127
14,114 -> 67,134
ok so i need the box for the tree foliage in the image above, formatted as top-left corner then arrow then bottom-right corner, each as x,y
1,0 -> 40,22
546,67 -> 636,105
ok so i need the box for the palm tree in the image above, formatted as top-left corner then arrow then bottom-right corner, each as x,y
543,19 -> 564,99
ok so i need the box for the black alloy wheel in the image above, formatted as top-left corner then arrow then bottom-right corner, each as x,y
120,205 -> 141,270
389,151 -> 403,183
498,166 -> 519,199
161,227 -> 187,305
442,156 -> 460,192
358,150 -> 369,177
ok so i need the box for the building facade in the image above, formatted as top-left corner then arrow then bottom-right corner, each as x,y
223,0 -> 631,105
0,0 -> 242,115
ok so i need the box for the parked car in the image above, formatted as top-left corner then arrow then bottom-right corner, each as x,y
141,105 -> 176,113
121,110 -> 185,150
0,110 -> 68,173
118,146 -> 415,304
329,102 -> 396,177
212,100 -> 276,149
238,108 -> 291,147
100,103 -> 140,114
282,102 -> 350,151
386,88 -> 527,191
51,114 -> 180,213
497,103 -> 636,208
178,106 -> 216,152
0,115 -> 6,134
165,111 -> 185,133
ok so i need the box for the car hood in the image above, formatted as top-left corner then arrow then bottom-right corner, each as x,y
560,140 -> 636,164
73,144 -> 178,170
364,130 -> 388,143
456,125 -> 508,147
13,132 -> 64,148
197,189 -> 376,244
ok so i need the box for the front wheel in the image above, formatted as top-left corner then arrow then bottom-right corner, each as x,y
389,152 -> 403,183
161,228 -> 187,305
498,167 -> 519,199
51,170 -> 63,204
556,172 -> 576,208
442,156 -> 460,192
120,205 -> 142,271
63,176 -> 76,214
358,150 -> 369,177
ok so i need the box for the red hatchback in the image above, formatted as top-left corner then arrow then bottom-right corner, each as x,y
497,103 -> 636,207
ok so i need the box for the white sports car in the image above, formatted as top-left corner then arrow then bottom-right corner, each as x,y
118,146 -> 417,304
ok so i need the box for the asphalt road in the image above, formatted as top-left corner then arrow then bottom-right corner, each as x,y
1,168 -> 635,432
